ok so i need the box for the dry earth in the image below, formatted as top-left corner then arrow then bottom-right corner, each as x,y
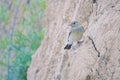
27,0 -> 120,80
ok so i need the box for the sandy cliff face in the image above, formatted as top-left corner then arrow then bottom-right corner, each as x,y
27,0 -> 120,80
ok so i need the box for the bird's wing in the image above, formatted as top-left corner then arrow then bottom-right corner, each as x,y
68,32 -> 71,41
67,31 -> 73,44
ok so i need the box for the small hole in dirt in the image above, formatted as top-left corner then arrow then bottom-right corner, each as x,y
93,0 -> 96,3
111,6 -> 115,8
35,69 -> 39,73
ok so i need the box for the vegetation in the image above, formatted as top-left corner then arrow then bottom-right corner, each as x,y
0,0 -> 46,80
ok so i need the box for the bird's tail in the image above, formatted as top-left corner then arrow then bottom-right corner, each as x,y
64,44 -> 72,49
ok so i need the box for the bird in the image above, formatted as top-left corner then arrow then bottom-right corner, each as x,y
64,21 -> 85,50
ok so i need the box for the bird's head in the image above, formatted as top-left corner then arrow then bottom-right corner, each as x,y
68,21 -> 81,28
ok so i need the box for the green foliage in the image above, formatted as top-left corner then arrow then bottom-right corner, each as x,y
12,0 -> 19,7
0,28 -> 45,80
0,36 -> 10,50
0,6 -> 11,25
0,0 -> 46,80
39,0 -> 46,11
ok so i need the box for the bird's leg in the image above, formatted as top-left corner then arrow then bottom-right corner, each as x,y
77,41 -> 81,46
77,40 -> 84,46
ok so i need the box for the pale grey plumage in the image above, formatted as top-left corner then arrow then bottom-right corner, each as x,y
64,21 -> 85,49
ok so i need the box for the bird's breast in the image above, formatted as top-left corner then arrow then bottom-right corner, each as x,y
71,31 -> 83,42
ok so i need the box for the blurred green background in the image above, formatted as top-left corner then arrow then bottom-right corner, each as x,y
0,0 -> 46,80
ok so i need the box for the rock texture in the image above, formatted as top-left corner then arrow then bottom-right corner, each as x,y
27,0 -> 120,80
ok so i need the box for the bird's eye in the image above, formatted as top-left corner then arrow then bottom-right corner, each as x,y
73,22 -> 76,24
